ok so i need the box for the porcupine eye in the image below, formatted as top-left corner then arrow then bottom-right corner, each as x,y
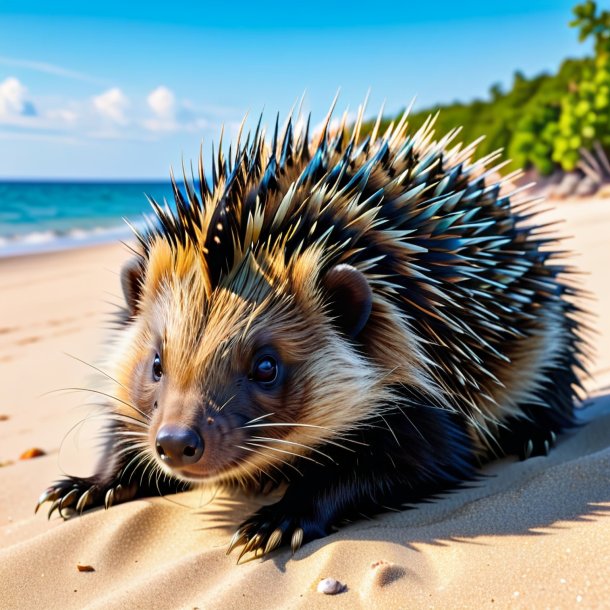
251,355 -> 278,386
152,353 -> 163,382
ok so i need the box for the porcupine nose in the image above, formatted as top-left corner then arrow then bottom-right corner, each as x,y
155,424 -> 204,466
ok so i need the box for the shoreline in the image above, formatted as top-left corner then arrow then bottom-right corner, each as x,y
0,225 -> 137,260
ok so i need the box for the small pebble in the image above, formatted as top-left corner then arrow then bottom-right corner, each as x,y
0,415 -> 9,421
19,447 -> 46,460
317,577 -> 345,595
76,564 -> 95,573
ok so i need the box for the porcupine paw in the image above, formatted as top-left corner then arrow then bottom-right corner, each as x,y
520,429 -> 558,461
227,502 -> 329,561
35,477 -> 138,520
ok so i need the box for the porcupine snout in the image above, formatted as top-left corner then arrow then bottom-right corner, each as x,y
155,424 -> 205,466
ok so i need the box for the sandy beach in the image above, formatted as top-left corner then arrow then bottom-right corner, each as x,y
1,197 -> 610,609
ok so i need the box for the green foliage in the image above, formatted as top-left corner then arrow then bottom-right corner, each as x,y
571,0 -> 610,51
556,1 -> 610,170
361,1 -> 609,176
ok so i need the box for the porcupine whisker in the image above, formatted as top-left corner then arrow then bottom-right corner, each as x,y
228,453 -> 264,487
154,465 -> 188,500
116,430 -> 150,439
55,411 -> 144,477
107,414 -> 149,429
235,445 -> 300,478
296,432 -> 358,453
117,431 -> 148,445
58,412 -> 144,455
63,352 -> 129,392
146,465 -> 165,501
114,438 -> 148,451
249,436 -> 337,464
233,446 -> 288,483
114,444 -> 148,458
241,467 -> 262,489
216,394 -> 236,413
241,422 -> 368,448
130,452 -> 151,489
44,387 -> 150,422
227,463 -> 247,489
156,477 -> 202,510
256,467 -> 280,487
114,443 -> 149,461
115,433 -> 148,445
245,441 -> 324,467
240,421 -> 331,432
154,465 -> 164,498
80,404 -> 149,429
241,456 -> 280,487
147,454 -> 161,488
141,454 -> 158,489
113,438 -> 148,453
114,440 -> 149,455
237,445 -> 302,477
125,451 -> 152,484
242,412 -> 276,426
197,482 -> 220,511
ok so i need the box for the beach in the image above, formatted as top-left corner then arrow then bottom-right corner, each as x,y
1,196 -> 609,609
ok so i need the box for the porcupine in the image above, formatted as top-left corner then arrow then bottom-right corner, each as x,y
36,98 -> 588,559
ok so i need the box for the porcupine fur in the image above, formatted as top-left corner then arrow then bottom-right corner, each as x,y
37,97 -> 589,558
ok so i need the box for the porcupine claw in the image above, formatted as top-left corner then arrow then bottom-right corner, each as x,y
38,476 -> 141,520
47,499 -> 62,520
76,488 -> 93,514
242,535 -> 262,558
226,528 -> 249,556
236,540 -> 253,564
290,527 -> 304,555
58,488 -> 80,517
104,488 -> 115,510
264,528 -> 283,555
35,488 -> 60,514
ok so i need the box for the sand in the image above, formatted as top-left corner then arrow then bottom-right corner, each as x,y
1,198 -> 610,609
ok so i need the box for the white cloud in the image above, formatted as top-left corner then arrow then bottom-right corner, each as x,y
144,85 -> 179,132
0,77 -> 83,138
0,77 -> 37,119
92,87 -> 129,124
148,85 -> 176,120
144,85 -> 208,133
0,80 -> 227,144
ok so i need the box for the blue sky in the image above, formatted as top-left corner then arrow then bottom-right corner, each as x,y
0,1 -> 591,178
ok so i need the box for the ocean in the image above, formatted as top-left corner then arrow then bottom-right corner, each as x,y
0,181 -> 180,258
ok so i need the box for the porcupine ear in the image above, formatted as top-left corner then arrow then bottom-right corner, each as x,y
323,264 -> 372,338
120,257 -> 144,316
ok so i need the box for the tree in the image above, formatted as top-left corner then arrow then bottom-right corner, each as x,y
552,1 -> 610,170
360,1 -> 607,177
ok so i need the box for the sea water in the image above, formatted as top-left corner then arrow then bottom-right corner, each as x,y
0,181 -> 180,257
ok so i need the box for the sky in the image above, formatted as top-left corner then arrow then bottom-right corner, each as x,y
0,1 -> 592,179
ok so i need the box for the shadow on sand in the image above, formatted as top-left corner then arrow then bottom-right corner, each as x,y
193,392 -> 610,571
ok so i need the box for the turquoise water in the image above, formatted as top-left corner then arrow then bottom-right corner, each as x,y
0,181 -> 178,257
